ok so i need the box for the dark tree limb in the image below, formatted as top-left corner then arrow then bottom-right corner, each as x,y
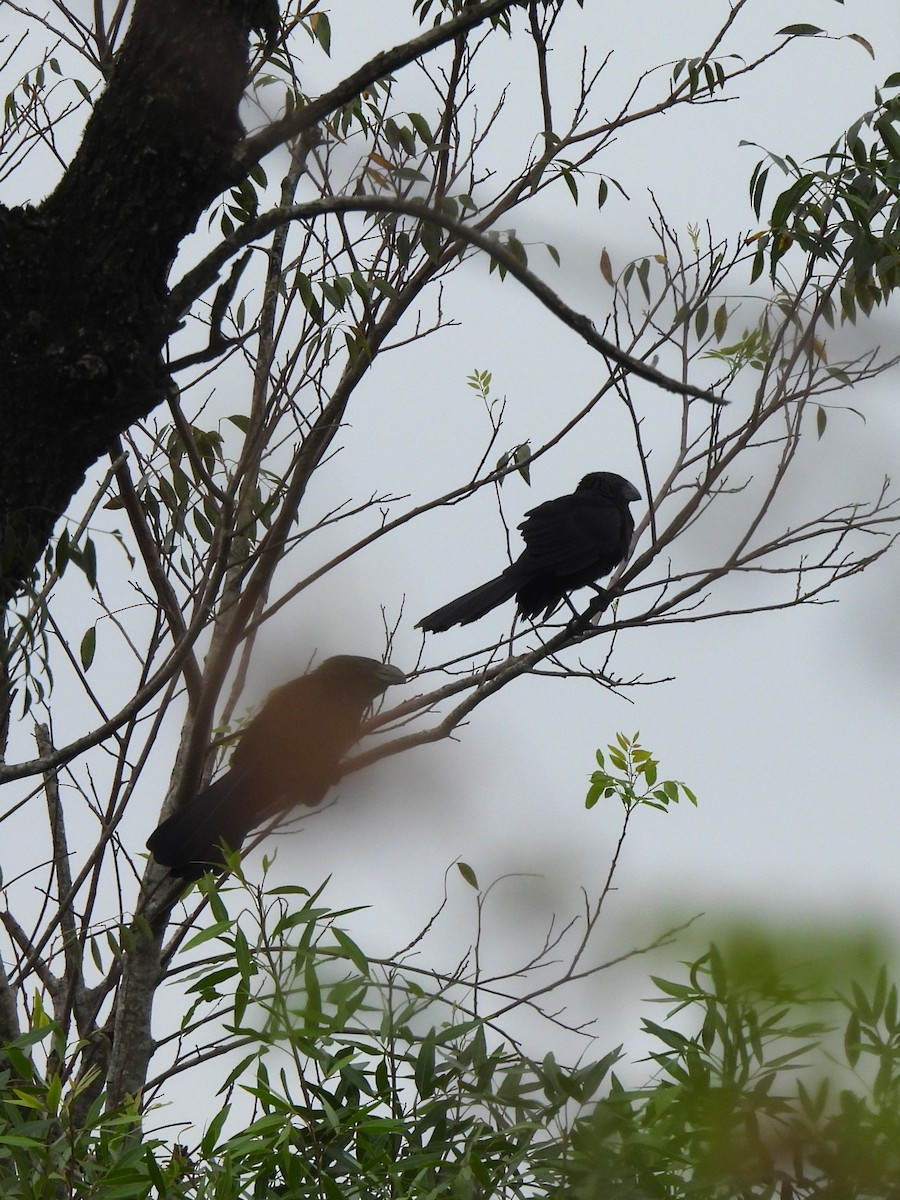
0,0 -> 276,602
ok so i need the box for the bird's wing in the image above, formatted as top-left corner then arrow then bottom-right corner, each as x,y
231,667 -> 385,811
232,681 -> 353,809
518,492 -> 629,577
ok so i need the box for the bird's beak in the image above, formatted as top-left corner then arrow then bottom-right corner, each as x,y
378,663 -> 407,686
624,481 -> 642,502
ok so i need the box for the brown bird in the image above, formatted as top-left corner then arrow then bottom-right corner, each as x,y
147,655 -> 406,879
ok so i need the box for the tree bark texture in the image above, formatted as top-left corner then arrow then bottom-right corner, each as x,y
0,0 -> 278,602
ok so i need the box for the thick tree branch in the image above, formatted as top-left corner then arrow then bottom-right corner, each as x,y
233,0 -> 523,177
171,195 -> 725,404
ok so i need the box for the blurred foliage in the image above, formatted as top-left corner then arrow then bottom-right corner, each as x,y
2,915 -> 899,1196
560,946 -> 900,1200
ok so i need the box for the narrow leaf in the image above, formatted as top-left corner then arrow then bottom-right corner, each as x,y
776,24 -> 824,36
600,248 -> 614,286
80,626 -> 96,671
845,33 -> 874,59
457,861 -> 479,890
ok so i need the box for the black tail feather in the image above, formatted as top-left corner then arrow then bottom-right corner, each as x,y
417,573 -> 518,633
147,769 -> 253,879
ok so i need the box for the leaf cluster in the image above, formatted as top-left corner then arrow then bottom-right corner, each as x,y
586,732 -> 697,815
747,74 -> 900,319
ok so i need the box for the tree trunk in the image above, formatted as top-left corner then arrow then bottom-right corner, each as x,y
0,0 -> 277,601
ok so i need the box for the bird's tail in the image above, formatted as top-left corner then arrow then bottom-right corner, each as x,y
417,572 -> 518,633
147,769 -> 251,879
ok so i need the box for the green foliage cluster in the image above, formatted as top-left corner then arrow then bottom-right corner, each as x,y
3,906 -> 900,1197
586,733 -> 697,815
561,953 -> 900,1200
748,70 -> 900,320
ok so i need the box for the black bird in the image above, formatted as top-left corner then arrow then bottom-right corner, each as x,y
418,472 -> 641,633
147,655 -> 406,879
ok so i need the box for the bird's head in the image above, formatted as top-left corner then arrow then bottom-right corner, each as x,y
576,472 -> 642,503
313,655 -> 407,699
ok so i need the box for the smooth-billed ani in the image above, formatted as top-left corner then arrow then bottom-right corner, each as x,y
417,471 -> 641,632
147,655 -> 406,879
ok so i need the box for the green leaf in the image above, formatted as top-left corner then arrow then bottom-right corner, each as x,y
873,964 -> 888,1020
650,975 -> 694,999
420,220 -> 443,262
506,234 -> 528,267
372,276 -> 400,298
200,1105 -> 231,1157
310,11 -> 331,54
512,441 -> 531,483
695,304 -> 709,340
180,919 -> 234,952
408,111 -> 433,144
713,302 -> 728,342
332,927 -> 370,975
776,24 -> 823,36
771,174 -> 815,229
845,32 -> 874,59
393,165 -> 428,182
844,1011 -> 861,1066
233,976 -> 250,1028
816,406 -> 827,439
303,955 -> 322,1025
642,1019 -> 689,1049
415,1034 -> 436,1096
80,626 -> 96,670
82,536 -> 98,589
296,271 -> 323,322
194,506 -> 213,544
750,163 -> 769,218
457,861 -> 479,890
875,116 -> 900,162
750,245 -> 765,284
55,528 -> 70,576
636,258 -> 651,301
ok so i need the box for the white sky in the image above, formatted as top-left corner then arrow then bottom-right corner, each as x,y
3,0 -> 900,1121
184,0 -> 900,1084
280,1 -> 900,925
278,0 -> 900,1062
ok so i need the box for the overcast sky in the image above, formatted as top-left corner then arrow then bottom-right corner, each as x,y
276,0 -> 900,1061
4,0 -> 900,1115
272,1 -> 900,913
